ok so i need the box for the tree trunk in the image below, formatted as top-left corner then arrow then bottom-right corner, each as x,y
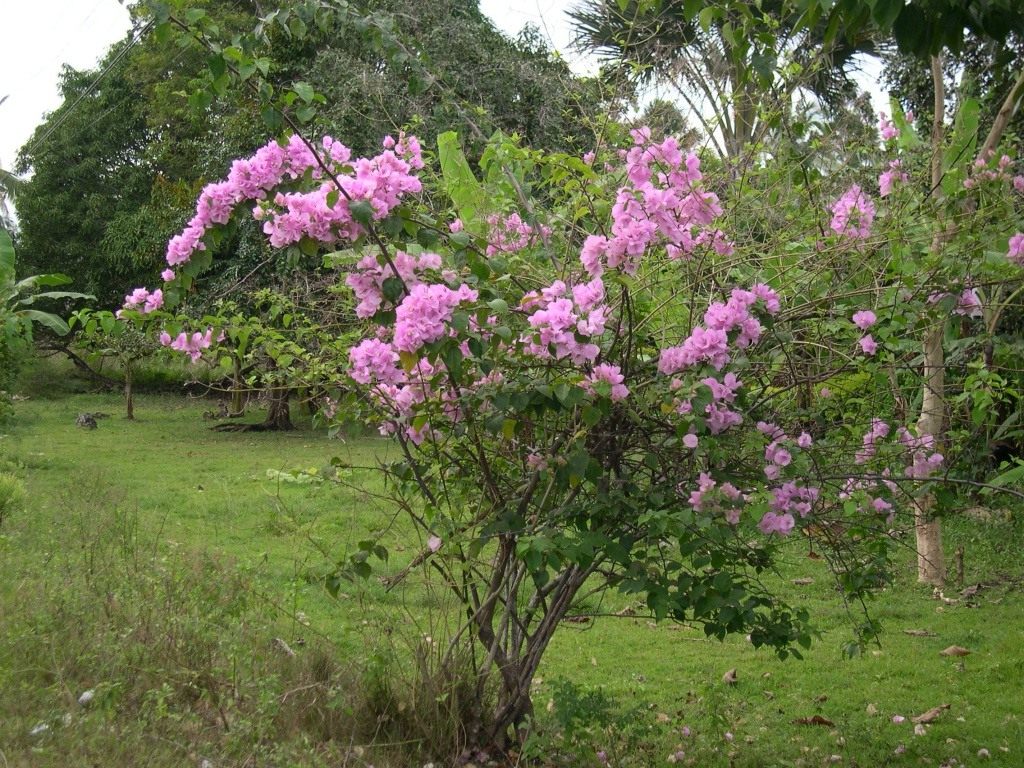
124,365 -> 135,421
230,357 -> 245,417
263,388 -> 293,430
915,325 -> 945,584
914,55 -> 948,586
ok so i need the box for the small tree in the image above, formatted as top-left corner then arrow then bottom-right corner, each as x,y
69,309 -> 161,420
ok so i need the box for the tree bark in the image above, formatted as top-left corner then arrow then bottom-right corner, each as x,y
262,387 -> 293,430
124,365 -> 135,421
230,357 -> 245,417
915,324 -> 945,584
914,54 -> 948,586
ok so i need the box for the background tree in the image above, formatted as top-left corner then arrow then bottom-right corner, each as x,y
569,0 -> 880,158
12,0 -> 608,310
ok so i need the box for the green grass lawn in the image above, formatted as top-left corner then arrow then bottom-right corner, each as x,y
2,379 -> 1023,766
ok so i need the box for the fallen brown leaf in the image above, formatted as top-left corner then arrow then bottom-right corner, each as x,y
940,645 -> 972,657
792,577 -> 815,586
912,704 -> 950,724
903,629 -> 937,637
793,715 -> 835,726
722,668 -> 738,685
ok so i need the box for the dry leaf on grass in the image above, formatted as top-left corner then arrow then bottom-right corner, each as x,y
903,628 -> 937,637
940,645 -> 972,657
793,715 -> 835,726
912,704 -> 950,724
722,668 -> 738,685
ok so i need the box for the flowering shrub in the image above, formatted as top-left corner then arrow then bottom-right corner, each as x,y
141,111 -> 1024,750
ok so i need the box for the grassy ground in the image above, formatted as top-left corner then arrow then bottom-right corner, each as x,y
2,364 -> 1023,766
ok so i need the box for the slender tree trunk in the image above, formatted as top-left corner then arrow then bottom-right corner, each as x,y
230,356 -> 245,416
124,365 -> 135,421
914,55 -> 948,586
915,323 -> 945,584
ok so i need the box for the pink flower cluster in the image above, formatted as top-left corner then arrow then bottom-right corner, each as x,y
687,472 -> 744,525
348,338 -> 404,386
658,285 -> 780,375
671,372 -> 745,433
167,133 -> 424,268
898,427 -> 944,479
750,422 -> 820,534
855,418 -> 890,464
347,251 -> 442,318
852,309 -> 876,330
580,129 -> 730,278
852,309 -> 879,355
927,288 -> 983,318
830,185 -> 875,240
852,420 -> 944,481
963,151 -> 1019,190
759,481 -> 820,535
159,328 -> 213,362
878,112 -> 899,141
120,287 -> 163,315
485,213 -> 549,256
701,372 -> 743,434
878,160 -> 908,197
522,280 -> 608,365
256,144 -> 423,248
582,363 -> 629,402
1008,233 -> 1024,266
393,283 -> 479,353
347,342 -> 442,444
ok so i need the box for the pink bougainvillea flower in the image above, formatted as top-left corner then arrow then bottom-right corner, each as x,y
852,310 -> 876,329
583,363 -> 630,402
830,185 -> 875,240
878,112 -> 899,141
1008,232 -> 1024,266
953,288 -> 983,318
858,335 -> 878,355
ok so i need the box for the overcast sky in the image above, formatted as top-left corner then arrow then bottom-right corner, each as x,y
0,0 -> 590,169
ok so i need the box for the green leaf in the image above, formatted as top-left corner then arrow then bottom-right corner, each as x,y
350,200 -> 375,226
437,132 -> 485,229
872,0 -> 903,29
18,309 -> 70,336
292,81 -> 316,103
381,276 -> 404,303
261,106 -> 283,132
288,15 -> 307,39
0,229 -> 16,284
942,97 -> 980,179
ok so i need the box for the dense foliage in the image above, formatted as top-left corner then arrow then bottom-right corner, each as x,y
13,0 -> 606,306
